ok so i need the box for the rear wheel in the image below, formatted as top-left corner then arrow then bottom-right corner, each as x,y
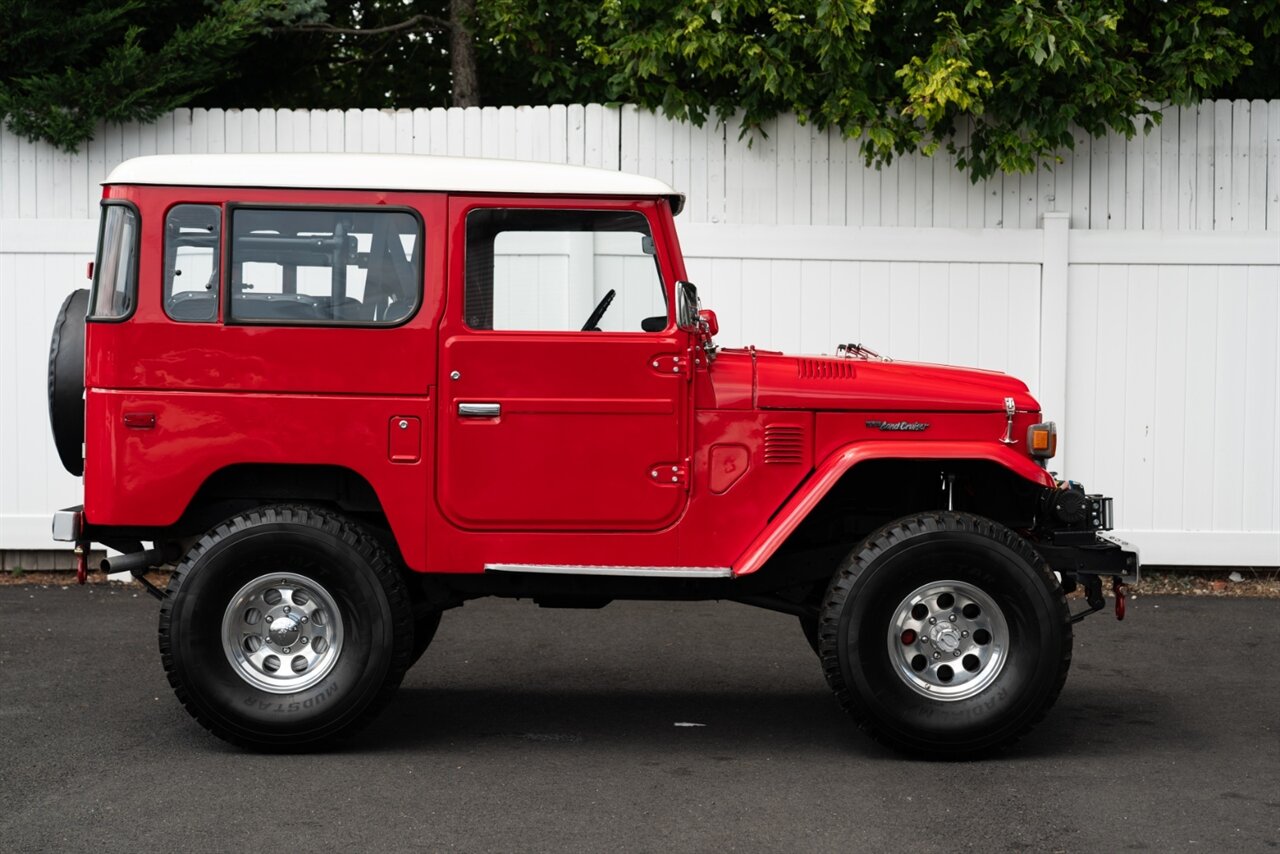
818,512 -> 1071,757
159,505 -> 414,749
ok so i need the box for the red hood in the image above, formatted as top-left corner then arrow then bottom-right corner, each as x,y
713,349 -> 1039,412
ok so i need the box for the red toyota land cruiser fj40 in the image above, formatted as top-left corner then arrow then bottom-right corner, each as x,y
49,153 -> 1137,756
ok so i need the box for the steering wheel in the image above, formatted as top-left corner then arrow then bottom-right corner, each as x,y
581,289 -> 616,332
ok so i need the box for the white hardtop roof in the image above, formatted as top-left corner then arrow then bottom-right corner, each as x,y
105,153 -> 684,212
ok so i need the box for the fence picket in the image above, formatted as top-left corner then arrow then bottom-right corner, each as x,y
1126,119 -> 1144,228
1213,100 -> 1231,229
1270,103 -> 1280,230
1248,100 -> 1268,229
1230,100 -> 1250,230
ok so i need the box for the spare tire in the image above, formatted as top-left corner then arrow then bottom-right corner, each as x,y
48,289 -> 89,476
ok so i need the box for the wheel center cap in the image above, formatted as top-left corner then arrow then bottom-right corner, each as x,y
269,617 -> 300,647
931,623 -> 961,653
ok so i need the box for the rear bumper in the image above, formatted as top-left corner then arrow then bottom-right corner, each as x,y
1034,531 -> 1140,582
51,506 -> 83,542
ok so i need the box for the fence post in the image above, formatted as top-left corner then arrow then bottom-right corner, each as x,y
1039,211 -> 1070,475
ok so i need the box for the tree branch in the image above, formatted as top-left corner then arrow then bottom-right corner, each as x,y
282,14 -> 450,38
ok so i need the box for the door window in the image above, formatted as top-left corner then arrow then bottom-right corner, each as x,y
464,208 -> 667,333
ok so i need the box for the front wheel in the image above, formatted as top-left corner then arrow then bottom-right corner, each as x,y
818,512 -> 1071,757
159,505 -> 414,749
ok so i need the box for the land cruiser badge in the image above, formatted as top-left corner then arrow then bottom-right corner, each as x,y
865,419 -> 930,432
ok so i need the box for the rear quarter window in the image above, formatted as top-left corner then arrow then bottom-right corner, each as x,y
88,203 -> 139,321
164,204 -> 221,323
227,207 -> 422,325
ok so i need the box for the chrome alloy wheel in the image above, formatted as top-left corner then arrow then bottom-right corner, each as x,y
221,572 -> 344,693
887,580 -> 1008,701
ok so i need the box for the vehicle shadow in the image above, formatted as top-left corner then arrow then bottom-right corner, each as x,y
360,684 -> 873,755
351,679 -> 1180,761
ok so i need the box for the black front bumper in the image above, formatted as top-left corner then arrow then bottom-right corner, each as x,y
1033,531 -> 1140,582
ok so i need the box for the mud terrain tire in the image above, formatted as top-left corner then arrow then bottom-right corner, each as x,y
159,505 -> 414,749
818,512 -> 1071,757
47,289 -> 89,475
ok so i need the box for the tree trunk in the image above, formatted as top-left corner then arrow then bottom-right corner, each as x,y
450,0 -> 479,107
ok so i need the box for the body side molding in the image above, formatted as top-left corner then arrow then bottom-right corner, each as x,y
485,564 -> 733,579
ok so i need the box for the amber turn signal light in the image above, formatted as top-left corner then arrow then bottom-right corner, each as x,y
1027,422 -> 1057,459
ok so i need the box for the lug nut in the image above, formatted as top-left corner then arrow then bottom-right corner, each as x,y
266,615 -> 273,623
961,630 -> 968,637
284,606 -> 291,614
948,614 -> 956,622
300,616 -> 308,624
953,650 -> 961,657
929,617 -> 937,625
933,652 -> 941,659
300,637 -> 308,644
283,647 -> 291,653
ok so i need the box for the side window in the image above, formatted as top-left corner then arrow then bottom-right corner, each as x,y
164,204 -> 220,322
464,208 -> 667,333
88,203 -> 139,320
228,208 -> 421,324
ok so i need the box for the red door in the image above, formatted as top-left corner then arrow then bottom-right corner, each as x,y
436,198 -> 691,531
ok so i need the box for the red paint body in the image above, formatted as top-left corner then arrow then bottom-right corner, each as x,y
84,183 -> 1049,575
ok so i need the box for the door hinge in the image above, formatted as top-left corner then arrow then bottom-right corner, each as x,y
648,462 -> 688,487
649,354 -> 689,377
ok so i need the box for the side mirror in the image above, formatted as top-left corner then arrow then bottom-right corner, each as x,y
698,309 -> 718,338
676,280 -> 700,331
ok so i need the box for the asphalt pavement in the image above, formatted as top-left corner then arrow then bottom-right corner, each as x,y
1,584 -> 1277,853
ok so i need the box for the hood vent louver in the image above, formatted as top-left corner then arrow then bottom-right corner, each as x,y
797,358 -> 856,380
765,424 -> 805,465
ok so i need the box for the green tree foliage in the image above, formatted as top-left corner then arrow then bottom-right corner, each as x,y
560,0 -> 1274,178
0,0 -> 322,150
3,0 -> 1277,178
213,1 -> 460,110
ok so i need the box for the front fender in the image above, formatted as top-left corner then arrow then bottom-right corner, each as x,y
732,441 -> 1054,576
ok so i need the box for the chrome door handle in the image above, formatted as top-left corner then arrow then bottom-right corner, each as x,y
458,402 -> 501,418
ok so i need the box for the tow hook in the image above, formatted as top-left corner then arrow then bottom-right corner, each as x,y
1070,574 -> 1128,623
74,541 -> 88,585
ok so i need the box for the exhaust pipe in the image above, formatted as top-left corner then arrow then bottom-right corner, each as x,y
101,548 -> 164,575
101,548 -> 167,600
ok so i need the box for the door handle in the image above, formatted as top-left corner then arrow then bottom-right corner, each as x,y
458,402 -> 501,418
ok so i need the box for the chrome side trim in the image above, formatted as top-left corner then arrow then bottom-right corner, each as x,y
485,563 -> 734,579
51,507 -> 83,542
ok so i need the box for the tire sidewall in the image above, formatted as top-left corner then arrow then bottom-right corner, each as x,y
166,520 -> 397,745
834,524 -> 1065,751
47,288 -> 88,476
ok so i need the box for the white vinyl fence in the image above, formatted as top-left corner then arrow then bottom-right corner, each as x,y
1,103 -> 1278,566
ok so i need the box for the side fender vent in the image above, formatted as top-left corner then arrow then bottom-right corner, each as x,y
765,424 -> 805,465
797,358 -> 856,380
